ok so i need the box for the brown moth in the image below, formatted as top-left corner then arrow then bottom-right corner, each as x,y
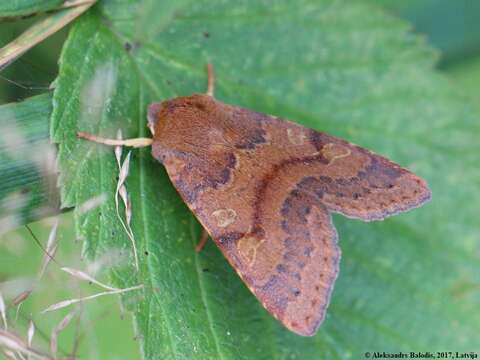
78,65 -> 431,336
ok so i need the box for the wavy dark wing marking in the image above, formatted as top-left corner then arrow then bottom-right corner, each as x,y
150,94 -> 431,335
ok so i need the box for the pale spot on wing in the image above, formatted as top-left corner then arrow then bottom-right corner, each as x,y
207,127 -> 226,143
164,158 -> 186,177
263,131 -> 272,145
233,152 -> 241,169
211,208 -> 237,228
321,143 -> 351,164
237,235 -> 264,265
287,128 -> 306,145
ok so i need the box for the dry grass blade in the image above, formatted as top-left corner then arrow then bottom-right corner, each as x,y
117,152 -> 131,194
0,329 -> 52,360
0,2 -> 96,69
114,129 -> 123,168
63,0 -> 95,8
60,267 -> 119,291
67,310 -> 83,360
11,222 -> 59,311
41,285 -> 143,313
38,220 -> 59,279
116,151 -> 132,220
0,291 -> 6,330
12,291 -> 32,307
120,151 -> 139,269
27,321 -> 34,347
2,349 -> 18,360
113,146 -> 139,271
118,185 -> 128,213
50,311 -> 75,357
125,195 -> 132,226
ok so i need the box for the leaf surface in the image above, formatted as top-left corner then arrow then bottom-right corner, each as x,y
51,1 -> 480,358
0,93 -> 58,233
0,0 -> 64,18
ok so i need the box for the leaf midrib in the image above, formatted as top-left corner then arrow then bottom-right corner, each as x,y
190,217 -> 227,360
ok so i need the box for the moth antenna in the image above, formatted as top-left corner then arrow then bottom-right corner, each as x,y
206,63 -> 215,97
77,132 -> 152,148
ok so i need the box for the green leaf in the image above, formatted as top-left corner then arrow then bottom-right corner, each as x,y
51,0 -> 480,358
371,0 -> 480,65
446,56 -> 480,104
0,92 -> 58,233
0,0 -> 64,18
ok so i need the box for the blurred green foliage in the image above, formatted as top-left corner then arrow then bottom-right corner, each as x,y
0,15 -> 66,102
2,0 -> 480,101
0,93 -> 58,235
0,214 -> 139,358
373,0 -> 480,65
0,0 -> 64,18
447,57 -> 480,104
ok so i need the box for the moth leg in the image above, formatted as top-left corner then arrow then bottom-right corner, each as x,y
77,132 -> 152,148
206,63 -> 215,97
195,228 -> 210,253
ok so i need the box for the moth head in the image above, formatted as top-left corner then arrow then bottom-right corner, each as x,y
149,94 -> 226,164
